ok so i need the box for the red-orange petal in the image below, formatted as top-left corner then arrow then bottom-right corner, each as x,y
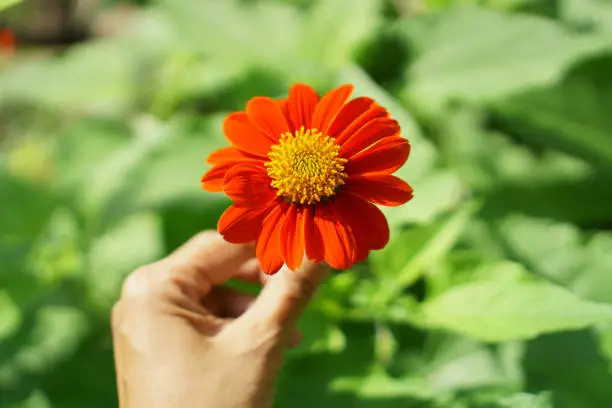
246,96 -> 291,143
206,146 -> 260,165
334,103 -> 388,145
311,84 -> 354,134
201,162 -> 236,192
344,136 -> 410,175
339,117 -> 400,158
257,202 -> 289,274
223,112 -> 274,157
223,163 -> 276,207
0,30 -> 15,54
288,83 -> 319,130
314,202 -> 356,270
304,205 -> 324,263
278,98 -> 295,132
334,191 -> 390,250
218,204 -> 271,243
280,205 -> 306,271
346,174 -> 414,207
327,97 -> 376,139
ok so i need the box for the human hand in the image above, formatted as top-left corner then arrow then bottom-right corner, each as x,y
111,231 -> 329,408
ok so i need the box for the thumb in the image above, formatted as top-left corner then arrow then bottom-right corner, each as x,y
237,259 -> 330,333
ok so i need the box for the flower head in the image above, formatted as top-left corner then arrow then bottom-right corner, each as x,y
202,83 -> 413,274
0,29 -> 15,56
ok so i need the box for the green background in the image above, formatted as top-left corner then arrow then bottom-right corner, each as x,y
2,0 -> 612,407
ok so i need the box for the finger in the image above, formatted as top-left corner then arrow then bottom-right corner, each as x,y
122,231 -> 256,301
203,286 -> 255,318
236,259 -> 330,333
111,304 -> 128,408
165,231 -> 256,286
233,257 -> 267,285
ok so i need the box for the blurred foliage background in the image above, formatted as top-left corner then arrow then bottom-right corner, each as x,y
1,0 -> 612,407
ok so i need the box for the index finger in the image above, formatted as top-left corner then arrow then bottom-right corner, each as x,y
122,231 -> 255,300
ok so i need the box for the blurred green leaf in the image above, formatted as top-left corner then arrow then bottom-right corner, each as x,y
494,55 -> 612,168
0,40 -> 137,114
26,208 -> 82,284
524,330 -> 612,408
401,6 -> 606,113
299,0 -> 380,70
0,291 -> 21,341
498,392 -> 553,408
86,212 -> 164,310
8,390 -> 52,408
496,216 -> 612,303
422,277 -> 612,341
372,204 -> 474,300
0,0 -> 20,12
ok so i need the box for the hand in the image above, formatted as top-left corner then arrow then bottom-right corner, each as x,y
111,231 -> 329,408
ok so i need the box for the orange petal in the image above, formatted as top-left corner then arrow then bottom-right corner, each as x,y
256,202 -> 289,274
345,136 -> 410,175
335,191 -> 390,250
246,96 -> 291,143
347,174 -> 414,207
304,205 -> 324,263
288,83 -> 319,130
201,162 -> 236,192
278,98 -> 295,132
223,163 -> 276,207
314,202 -> 356,270
339,117 -> 400,158
334,103 -> 388,144
218,204 -> 271,243
223,112 -> 274,157
280,205 -> 306,271
206,146 -> 260,165
327,97 -> 375,139
311,84 -> 354,134
0,30 -> 15,53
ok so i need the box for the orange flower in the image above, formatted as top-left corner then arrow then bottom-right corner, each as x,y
0,29 -> 15,55
201,83 -> 413,274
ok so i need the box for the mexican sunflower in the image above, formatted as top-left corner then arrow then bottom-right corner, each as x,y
0,29 -> 15,55
201,83 -> 413,274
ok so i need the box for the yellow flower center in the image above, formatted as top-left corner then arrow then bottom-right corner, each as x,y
265,127 -> 347,204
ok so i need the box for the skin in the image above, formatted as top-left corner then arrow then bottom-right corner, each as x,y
112,230 -> 330,408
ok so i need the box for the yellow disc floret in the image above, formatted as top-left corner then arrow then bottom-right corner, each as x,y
265,127 -> 347,204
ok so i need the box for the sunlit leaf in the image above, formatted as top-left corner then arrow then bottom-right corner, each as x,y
401,6 -> 606,112
422,277 -> 612,341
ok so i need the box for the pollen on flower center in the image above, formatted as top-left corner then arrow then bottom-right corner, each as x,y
265,127 -> 347,205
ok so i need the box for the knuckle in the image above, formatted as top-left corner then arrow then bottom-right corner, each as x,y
121,265 -> 156,299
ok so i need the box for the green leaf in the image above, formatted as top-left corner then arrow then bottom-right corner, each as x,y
8,390 -> 52,408
299,0 -> 381,69
524,330 -> 612,407
0,291 -> 21,341
401,7 -> 606,112
26,208 -> 82,284
422,278 -> 612,342
372,204 -> 474,299
78,115 -> 173,225
0,40 -> 137,114
86,212 -> 164,311
0,0 -> 20,12
498,392 -> 553,408
494,55 -> 612,168
495,216 -> 612,303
